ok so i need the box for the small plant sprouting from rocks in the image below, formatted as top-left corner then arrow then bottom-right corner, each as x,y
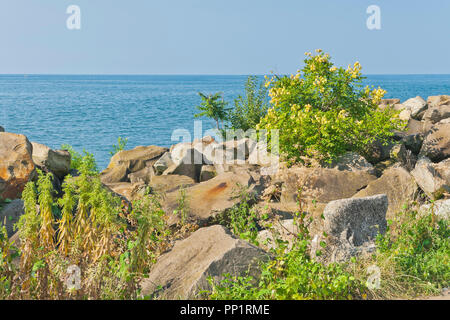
109,137 -> 128,157
173,186 -> 189,227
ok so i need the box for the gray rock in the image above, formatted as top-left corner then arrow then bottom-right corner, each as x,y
318,194 -> 388,263
402,133 -> 424,155
0,199 -> 24,238
403,96 -> 428,120
140,225 -> 268,299
0,126 -> 4,132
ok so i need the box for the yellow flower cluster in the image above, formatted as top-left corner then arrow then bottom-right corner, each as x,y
346,61 -> 362,79
371,87 -> 387,104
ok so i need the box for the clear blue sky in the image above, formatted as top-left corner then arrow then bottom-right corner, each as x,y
0,0 -> 449,75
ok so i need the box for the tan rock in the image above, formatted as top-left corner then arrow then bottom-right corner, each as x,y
101,145 -> 167,183
198,165 -> 215,182
411,157 -> 450,199
140,225 -> 268,299
163,171 -> 257,225
277,166 -> 377,203
149,175 -> 195,194
421,121 -> 450,162
353,167 -> 419,219
0,132 -> 36,200
32,142 -> 71,178
403,96 -> 428,120
103,182 -> 147,202
427,95 -> 450,109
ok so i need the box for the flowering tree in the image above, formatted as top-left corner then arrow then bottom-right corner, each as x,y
257,50 -> 405,163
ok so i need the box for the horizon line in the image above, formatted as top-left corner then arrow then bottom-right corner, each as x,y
1,73 -> 450,76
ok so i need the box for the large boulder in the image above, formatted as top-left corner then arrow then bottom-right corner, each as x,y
101,145 -> 167,184
0,199 -> 24,237
0,132 -> 36,200
32,142 -> 71,178
420,121 -> 450,162
411,157 -> 450,199
277,166 -> 377,203
140,225 -> 268,299
0,126 -> 4,132
353,167 -> 418,219
317,194 -> 388,263
402,96 -> 428,120
163,170 -> 259,225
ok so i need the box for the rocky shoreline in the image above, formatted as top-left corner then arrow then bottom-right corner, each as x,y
1,94 -> 449,299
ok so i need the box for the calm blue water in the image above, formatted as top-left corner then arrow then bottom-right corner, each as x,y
1,74 -> 449,169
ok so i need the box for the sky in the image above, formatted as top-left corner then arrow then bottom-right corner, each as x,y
0,0 -> 449,75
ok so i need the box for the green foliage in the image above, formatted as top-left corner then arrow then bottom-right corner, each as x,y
227,187 -> 259,245
209,216 -> 364,300
195,92 -> 230,131
110,137 -> 128,157
61,144 -> 98,174
227,76 -> 269,132
0,151 -> 170,299
173,187 -> 189,226
258,50 -> 406,163
375,208 -> 449,289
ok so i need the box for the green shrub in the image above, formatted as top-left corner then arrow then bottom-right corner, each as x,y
194,92 -> 230,131
1,159 -> 169,299
257,49 -> 406,163
227,76 -> 269,133
375,208 -> 449,289
61,144 -> 98,175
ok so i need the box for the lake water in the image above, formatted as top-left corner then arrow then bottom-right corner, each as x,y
1,74 -> 449,169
